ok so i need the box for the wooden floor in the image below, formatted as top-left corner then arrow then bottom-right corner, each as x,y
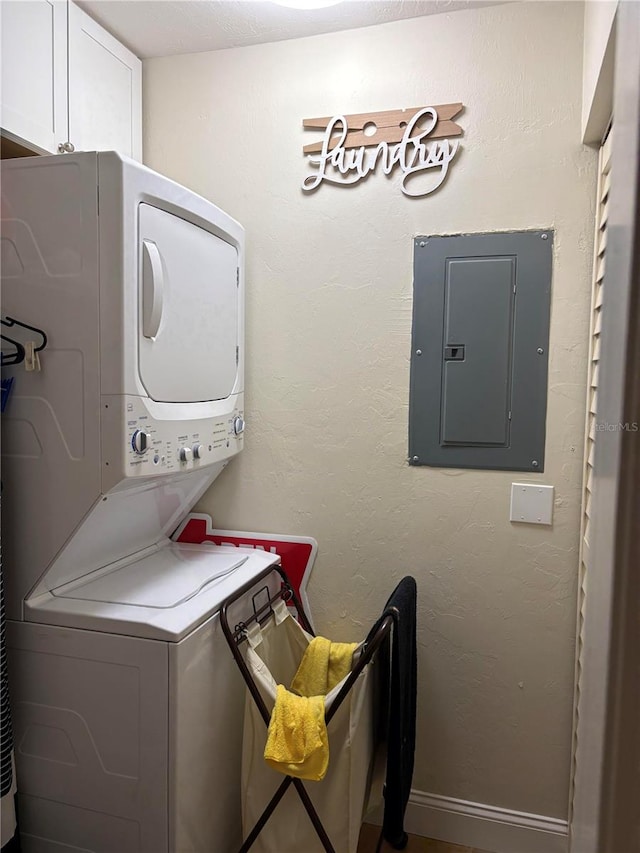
357,823 -> 491,853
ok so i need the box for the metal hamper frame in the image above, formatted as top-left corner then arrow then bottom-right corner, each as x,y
220,564 -> 392,853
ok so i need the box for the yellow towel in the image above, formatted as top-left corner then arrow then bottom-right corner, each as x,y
264,636 -> 358,781
291,636 -> 359,697
264,685 -> 328,781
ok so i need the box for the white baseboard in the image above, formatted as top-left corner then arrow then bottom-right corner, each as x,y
368,789 -> 569,853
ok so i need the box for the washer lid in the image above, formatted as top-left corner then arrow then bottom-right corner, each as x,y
25,543 -> 280,642
52,542 -> 248,608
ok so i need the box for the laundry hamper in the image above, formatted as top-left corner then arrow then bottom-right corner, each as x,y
220,566 -> 393,853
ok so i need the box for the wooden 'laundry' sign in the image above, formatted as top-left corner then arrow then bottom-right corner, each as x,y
301,103 -> 464,198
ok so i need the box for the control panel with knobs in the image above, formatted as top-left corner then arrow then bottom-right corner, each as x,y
131,429 -> 150,455
113,396 -> 246,478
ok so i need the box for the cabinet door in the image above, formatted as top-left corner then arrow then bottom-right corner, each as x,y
68,2 -> 142,160
0,0 -> 68,154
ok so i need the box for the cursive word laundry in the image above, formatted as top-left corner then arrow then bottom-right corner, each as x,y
302,108 -> 460,197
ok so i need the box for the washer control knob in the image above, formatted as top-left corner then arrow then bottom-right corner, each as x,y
179,446 -> 192,462
233,416 -> 245,436
192,444 -> 204,459
132,429 -> 149,455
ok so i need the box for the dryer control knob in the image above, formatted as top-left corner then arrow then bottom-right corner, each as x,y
132,430 -> 149,455
233,416 -> 245,436
192,444 -> 204,459
179,446 -> 192,462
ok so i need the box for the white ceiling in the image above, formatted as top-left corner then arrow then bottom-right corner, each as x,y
78,0 -> 504,59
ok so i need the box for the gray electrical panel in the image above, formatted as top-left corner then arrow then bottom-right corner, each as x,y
409,230 -> 553,472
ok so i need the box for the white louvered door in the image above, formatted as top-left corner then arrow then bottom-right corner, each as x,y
582,130 -> 612,567
570,127 -> 612,819
579,132 -> 612,612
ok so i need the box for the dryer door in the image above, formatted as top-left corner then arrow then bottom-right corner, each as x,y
138,203 -> 238,403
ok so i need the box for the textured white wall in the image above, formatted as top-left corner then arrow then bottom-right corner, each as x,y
144,1 -> 595,819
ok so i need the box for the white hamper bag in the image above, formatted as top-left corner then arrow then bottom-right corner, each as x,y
241,600 -> 375,853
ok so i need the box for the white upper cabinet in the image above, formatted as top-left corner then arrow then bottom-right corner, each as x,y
0,0 -> 68,154
68,3 -> 142,161
0,1 -> 142,161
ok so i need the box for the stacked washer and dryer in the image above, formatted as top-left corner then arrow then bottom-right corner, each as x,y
1,152 -> 279,852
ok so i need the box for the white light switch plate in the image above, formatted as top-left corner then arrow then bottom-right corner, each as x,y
510,483 -> 554,525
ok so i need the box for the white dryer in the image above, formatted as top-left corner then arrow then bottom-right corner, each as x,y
0,152 -> 278,852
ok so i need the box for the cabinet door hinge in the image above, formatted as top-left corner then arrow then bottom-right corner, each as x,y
236,268 -> 239,287
236,346 -> 239,365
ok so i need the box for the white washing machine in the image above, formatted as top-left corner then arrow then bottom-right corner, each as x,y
0,152 -> 279,852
